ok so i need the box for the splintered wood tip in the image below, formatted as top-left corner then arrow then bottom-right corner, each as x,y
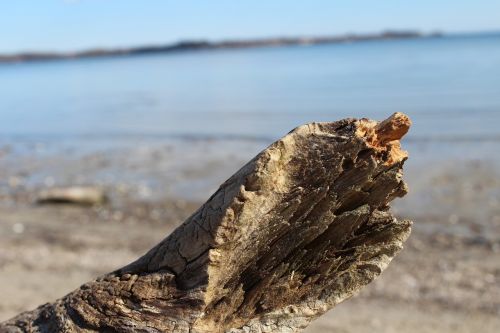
355,112 -> 411,165
375,112 -> 412,144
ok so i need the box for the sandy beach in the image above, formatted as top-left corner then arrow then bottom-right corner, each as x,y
0,137 -> 499,332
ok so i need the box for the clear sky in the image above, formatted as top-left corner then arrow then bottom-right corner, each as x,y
1,0 -> 499,53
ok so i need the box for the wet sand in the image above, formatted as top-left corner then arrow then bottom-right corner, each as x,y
0,139 -> 499,332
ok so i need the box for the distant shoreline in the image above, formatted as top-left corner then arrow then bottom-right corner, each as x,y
0,31 -> 440,64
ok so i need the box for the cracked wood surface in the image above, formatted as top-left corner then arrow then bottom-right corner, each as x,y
0,113 -> 412,333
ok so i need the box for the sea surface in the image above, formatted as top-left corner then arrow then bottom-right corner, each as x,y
0,33 -> 499,204
1,34 -> 500,140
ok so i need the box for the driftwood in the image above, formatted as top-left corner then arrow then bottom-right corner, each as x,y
0,113 -> 412,333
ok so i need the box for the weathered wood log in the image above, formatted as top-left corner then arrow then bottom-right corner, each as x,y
0,113 -> 412,333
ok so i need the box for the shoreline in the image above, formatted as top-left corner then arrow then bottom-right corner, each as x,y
0,31 -> 437,64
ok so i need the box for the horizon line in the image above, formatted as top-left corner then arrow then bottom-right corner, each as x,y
1,29 -> 498,64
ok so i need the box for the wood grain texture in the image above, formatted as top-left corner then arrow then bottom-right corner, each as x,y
0,113 -> 412,333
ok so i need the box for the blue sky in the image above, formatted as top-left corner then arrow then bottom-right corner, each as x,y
1,0 -> 499,53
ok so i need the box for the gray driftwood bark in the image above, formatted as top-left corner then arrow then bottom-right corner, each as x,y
1,113 -> 412,333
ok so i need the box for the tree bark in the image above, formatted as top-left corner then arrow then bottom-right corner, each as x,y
0,113 -> 413,333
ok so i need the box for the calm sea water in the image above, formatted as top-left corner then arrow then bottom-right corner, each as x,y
0,34 -> 499,156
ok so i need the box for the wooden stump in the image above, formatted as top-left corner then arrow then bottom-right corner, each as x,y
0,113 -> 412,333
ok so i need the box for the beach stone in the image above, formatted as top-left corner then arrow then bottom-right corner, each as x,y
36,186 -> 107,205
